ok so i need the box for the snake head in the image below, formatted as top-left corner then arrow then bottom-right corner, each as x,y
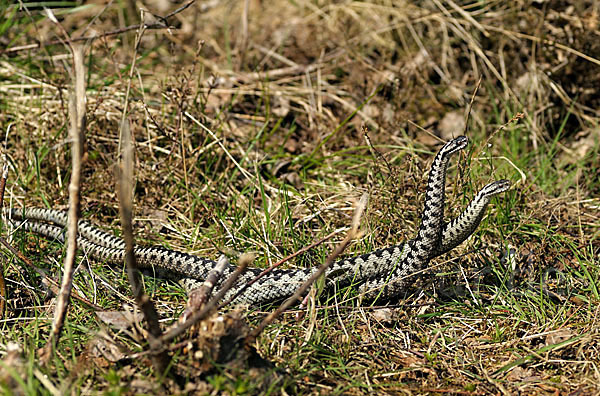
441,136 -> 469,156
479,179 -> 511,198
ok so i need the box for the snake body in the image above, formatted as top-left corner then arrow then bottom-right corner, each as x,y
4,137 -> 510,305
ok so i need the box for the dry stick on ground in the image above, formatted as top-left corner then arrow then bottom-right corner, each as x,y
40,42 -> 86,363
245,193 -> 368,346
182,255 -> 229,322
117,119 -> 170,374
161,255 -> 252,343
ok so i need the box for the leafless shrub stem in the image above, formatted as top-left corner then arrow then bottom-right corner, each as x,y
117,119 -> 170,374
0,1 -> 199,55
162,256 -> 251,343
0,159 -> 9,317
0,236 -> 101,310
182,255 -> 229,321
0,151 -> 98,310
40,43 -> 86,363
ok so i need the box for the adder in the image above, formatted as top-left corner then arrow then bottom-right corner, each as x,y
4,136 -> 510,305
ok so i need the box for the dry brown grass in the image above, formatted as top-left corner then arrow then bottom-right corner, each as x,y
0,0 -> 599,394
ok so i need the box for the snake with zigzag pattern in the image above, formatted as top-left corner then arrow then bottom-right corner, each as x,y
4,136 -> 511,305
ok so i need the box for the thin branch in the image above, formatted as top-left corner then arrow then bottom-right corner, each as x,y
0,159 -> 9,317
115,14 -> 170,375
245,193 -> 368,345
182,255 -> 229,322
116,16 -> 170,372
463,76 -> 481,136
40,42 -> 86,363
161,255 -> 251,343
162,0 -> 197,21
0,235 -> 102,310
0,24 -> 168,55
118,17 -> 145,153
118,118 -> 170,374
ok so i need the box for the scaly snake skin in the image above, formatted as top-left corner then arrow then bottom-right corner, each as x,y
4,137 -> 510,305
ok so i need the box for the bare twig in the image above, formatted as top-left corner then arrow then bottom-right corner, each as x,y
455,77 -> 482,189
162,255 -> 251,343
118,118 -> 170,374
0,159 -> 9,317
463,76 -> 481,136
161,0 -> 198,20
118,18 -> 145,153
364,126 -> 397,188
1,148 -> 98,310
246,193 -> 368,345
238,0 -> 250,69
0,158 -> 8,204
0,23 -> 167,55
182,255 -> 229,322
40,42 -> 86,363
107,17 -> 170,373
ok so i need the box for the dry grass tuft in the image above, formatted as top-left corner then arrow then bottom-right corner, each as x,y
0,0 -> 599,393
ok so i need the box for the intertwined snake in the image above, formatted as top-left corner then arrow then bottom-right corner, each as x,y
4,137 -> 510,305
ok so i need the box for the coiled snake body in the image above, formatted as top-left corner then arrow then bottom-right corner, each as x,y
4,137 -> 510,305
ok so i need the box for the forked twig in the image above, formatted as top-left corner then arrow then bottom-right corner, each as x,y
0,151 -> 100,310
116,19 -> 170,372
0,152 -> 99,311
182,255 -> 229,321
245,193 -> 368,345
162,256 -> 251,343
0,236 -> 102,311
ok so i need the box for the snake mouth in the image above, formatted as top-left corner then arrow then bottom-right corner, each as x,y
444,136 -> 469,155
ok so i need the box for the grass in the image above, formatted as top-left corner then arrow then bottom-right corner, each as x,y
0,0 -> 599,394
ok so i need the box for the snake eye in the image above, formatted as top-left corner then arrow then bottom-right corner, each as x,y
482,179 -> 511,196
442,136 -> 469,155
